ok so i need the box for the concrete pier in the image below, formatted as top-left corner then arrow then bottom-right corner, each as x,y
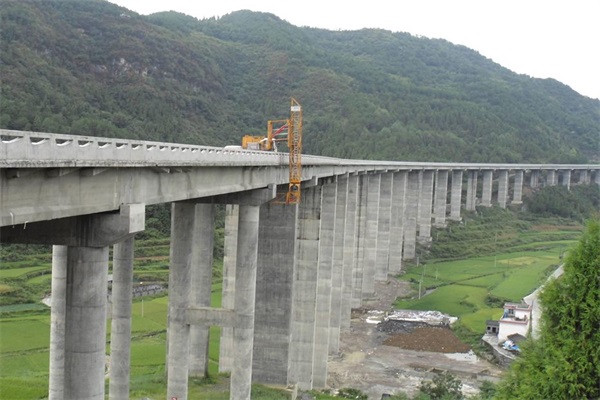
578,170 -> 589,184
253,202 -> 298,384
352,175 -> 368,307
109,237 -> 135,400
418,170 -> 434,240
481,170 -> 493,207
189,204 -> 215,378
65,246 -> 110,400
530,170 -> 540,188
329,176 -> 348,352
362,174 -> 380,296
546,170 -> 557,186
375,172 -> 393,279
219,204 -> 238,373
512,170 -> 524,204
560,170 -> 571,190
289,186 -> 322,390
312,182 -> 336,388
166,203 -> 195,400
49,245 -> 67,400
433,170 -> 448,227
345,174 -> 361,310
497,170 -> 509,208
465,170 -> 478,211
230,204 -> 261,399
450,170 -> 463,220
389,171 -> 407,273
403,171 -> 419,259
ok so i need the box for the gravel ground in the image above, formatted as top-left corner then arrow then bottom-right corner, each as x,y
326,279 -> 504,399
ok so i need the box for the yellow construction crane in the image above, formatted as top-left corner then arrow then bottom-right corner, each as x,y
241,97 -> 302,204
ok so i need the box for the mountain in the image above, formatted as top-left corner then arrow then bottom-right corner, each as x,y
1,0 -> 598,163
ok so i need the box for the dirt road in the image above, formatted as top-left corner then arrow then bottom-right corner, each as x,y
326,280 -> 504,399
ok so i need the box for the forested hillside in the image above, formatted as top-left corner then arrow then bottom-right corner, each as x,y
1,0 -> 598,163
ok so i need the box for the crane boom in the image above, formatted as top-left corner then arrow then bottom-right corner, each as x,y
286,97 -> 302,204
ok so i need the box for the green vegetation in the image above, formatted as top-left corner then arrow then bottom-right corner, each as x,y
495,220 -> 600,400
1,2 -> 599,164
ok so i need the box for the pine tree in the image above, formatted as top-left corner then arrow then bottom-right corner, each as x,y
495,219 -> 600,399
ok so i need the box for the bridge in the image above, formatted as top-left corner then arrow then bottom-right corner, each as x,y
1,129 -> 598,400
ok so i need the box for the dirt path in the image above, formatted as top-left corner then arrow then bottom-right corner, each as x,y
326,279 -> 504,399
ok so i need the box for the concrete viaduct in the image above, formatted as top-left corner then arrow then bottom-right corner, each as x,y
1,129 -> 598,400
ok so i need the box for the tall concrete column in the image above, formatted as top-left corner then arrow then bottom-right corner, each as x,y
189,204 -> 215,378
481,170 -> 493,207
219,204 -> 238,373
403,171 -> 419,260
64,246 -> 109,400
375,172 -> 393,280
418,170 -> 434,240
231,203 -> 261,399
546,170 -> 557,186
389,171 -> 407,273
450,170 -> 463,220
433,170 -> 448,227
362,174 -> 380,297
560,170 -> 571,190
289,185 -> 322,390
312,182 -> 336,388
465,170 -> 478,211
512,170 -> 524,204
595,170 -> 600,185
49,245 -> 67,400
530,170 -> 540,188
167,202 -> 195,400
109,237 -> 135,400
578,170 -> 589,184
345,174 -> 361,311
497,170 -> 509,208
329,176 -> 347,351
352,174 -> 367,307
253,202 -> 298,385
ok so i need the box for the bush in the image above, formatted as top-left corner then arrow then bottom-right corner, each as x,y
418,372 -> 463,400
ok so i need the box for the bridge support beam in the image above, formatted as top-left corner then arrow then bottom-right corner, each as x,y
418,170 -> 434,241
109,237 -> 135,400
465,170 -> 478,211
189,204 -> 216,378
347,174 -> 362,309
497,170 -> 509,208
362,174 -> 380,297
512,170 -> 524,204
375,172 -> 393,280
341,174 -> 357,327
530,170 -> 540,188
546,170 -> 557,186
252,202 -> 297,385
312,181 -> 337,388
289,185 -> 322,390
578,170 -> 589,184
329,176 -> 348,352
481,170 -> 493,207
450,170 -> 463,220
402,170 -> 419,259
433,170 -> 448,227
389,171 -> 408,273
561,170 -> 571,190
49,245 -> 67,400
219,205 -> 239,373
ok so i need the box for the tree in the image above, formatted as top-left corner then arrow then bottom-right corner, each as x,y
495,219 -> 600,399
418,372 -> 463,399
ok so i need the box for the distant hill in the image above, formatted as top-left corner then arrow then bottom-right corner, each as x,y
1,1 -> 598,163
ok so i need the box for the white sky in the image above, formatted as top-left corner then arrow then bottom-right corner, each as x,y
109,0 -> 600,100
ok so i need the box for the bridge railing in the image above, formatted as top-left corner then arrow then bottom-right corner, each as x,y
0,130 -> 293,168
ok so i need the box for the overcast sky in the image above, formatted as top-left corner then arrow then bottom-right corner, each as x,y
109,0 -> 600,100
